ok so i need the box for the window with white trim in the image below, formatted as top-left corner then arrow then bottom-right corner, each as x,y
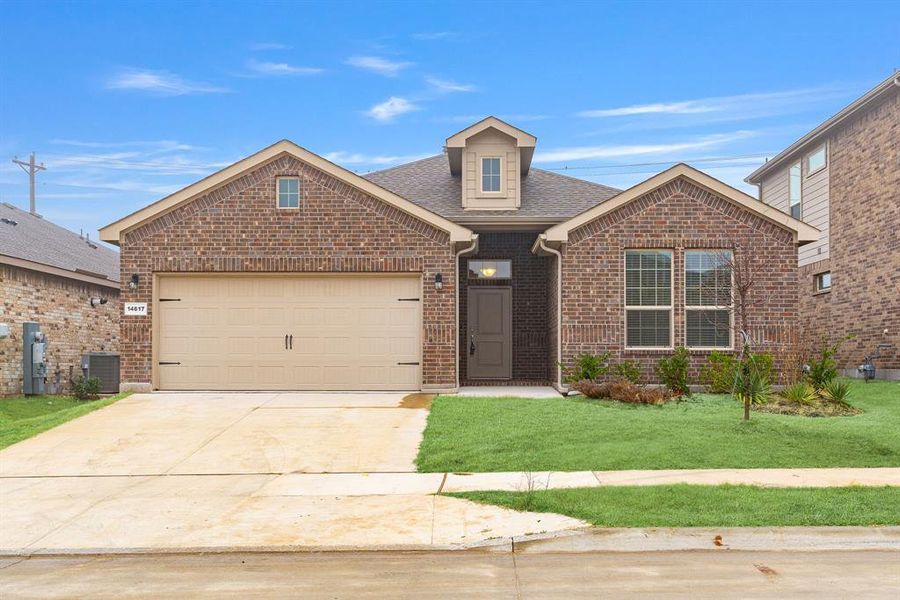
685,250 -> 733,349
277,177 -> 300,209
815,271 -> 831,292
806,144 -> 827,175
789,162 -> 801,219
481,157 -> 501,193
625,250 -> 672,348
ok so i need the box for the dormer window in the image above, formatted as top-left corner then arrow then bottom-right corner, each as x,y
481,157 -> 501,193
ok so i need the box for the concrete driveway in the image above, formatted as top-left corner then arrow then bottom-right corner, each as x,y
0,392 -> 584,554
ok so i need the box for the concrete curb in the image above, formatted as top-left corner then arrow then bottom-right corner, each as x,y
4,526 -> 898,558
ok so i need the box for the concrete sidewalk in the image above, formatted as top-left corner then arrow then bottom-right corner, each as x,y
4,549 -> 900,599
5,548 -> 900,599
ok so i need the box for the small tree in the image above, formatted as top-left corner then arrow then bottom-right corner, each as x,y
703,245 -> 769,420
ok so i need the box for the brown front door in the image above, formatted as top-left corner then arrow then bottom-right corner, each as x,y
467,286 -> 512,380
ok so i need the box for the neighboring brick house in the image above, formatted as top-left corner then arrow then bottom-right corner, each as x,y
746,73 -> 900,379
0,203 -> 120,395
100,118 -> 816,392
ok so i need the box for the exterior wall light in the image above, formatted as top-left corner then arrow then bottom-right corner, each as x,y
89,297 -> 108,308
434,273 -> 443,290
128,274 -> 139,290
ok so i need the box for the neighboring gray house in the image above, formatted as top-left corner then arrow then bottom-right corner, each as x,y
0,202 -> 120,395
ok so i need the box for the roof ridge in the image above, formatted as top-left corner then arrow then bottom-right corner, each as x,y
0,202 -> 118,257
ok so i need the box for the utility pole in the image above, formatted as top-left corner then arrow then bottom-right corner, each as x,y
12,152 -> 46,215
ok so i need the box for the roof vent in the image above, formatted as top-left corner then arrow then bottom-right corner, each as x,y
1,217 -> 18,226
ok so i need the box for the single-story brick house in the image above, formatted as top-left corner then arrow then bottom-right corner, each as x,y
1,202 -> 120,395
99,118 -> 817,393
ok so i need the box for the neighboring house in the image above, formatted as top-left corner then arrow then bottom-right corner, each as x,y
746,73 -> 900,379
0,203 -> 120,395
100,118 -> 815,393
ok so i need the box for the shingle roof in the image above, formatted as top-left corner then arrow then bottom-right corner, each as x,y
0,202 -> 119,283
363,155 -> 620,221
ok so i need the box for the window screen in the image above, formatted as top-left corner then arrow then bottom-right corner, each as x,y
625,250 -> 672,348
685,250 -> 732,348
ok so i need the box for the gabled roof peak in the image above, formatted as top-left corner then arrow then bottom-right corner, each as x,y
445,116 -> 537,148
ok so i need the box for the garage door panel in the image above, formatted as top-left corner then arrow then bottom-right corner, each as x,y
158,275 -> 422,391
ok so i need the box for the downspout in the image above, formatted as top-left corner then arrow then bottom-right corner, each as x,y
454,234 -> 479,391
537,234 -> 565,393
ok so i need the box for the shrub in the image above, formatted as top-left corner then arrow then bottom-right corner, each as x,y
72,375 -> 102,401
748,352 -> 774,383
734,367 -> 770,408
781,382 -> 817,405
571,379 -> 610,399
806,337 -> 849,391
700,351 -> 737,393
561,352 -> 611,383
821,380 -> 852,404
613,361 -> 643,385
657,347 -> 691,396
607,379 -> 673,405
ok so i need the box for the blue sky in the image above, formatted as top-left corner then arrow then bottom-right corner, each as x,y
1,0 -> 898,244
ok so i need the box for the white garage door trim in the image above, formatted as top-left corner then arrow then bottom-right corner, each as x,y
152,273 -> 423,391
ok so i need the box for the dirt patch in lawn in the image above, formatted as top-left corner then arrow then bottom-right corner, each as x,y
399,393 -> 434,409
755,398 -> 862,417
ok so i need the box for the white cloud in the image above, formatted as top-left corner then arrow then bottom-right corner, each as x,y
425,77 -> 476,93
579,101 -> 716,118
50,139 -> 205,152
105,68 -> 228,96
323,151 -> 432,167
533,131 -> 756,163
249,42 -> 290,51
365,97 -> 420,122
577,86 -> 849,119
245,60 -> 324,76
346,55 -> 413,77
412,31 -> 456,40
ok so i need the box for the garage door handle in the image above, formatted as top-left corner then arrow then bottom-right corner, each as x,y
397,362 -> 420,366
285,334 -> 289,350
289,334 -> 293,350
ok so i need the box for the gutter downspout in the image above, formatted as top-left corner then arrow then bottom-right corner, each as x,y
455,234 -> 479,391
537,234 -> 565,393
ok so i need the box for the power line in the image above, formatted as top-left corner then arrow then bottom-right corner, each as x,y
541,152 -> 772,172
12,153 -> 46,214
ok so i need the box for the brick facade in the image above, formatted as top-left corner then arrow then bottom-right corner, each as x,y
558,177 -> 799,383
458,232 -> 550,383
0,264 -> 119,395
799,91 -> 899,373
118,153 -> 457,389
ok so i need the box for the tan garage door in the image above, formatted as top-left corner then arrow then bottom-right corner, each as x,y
156,275 -> 422,391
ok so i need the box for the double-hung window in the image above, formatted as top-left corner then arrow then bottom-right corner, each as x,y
789,162 -> 801,219
685,250 -> 733,349
481,157 -> 501,193
277,177 -> 300,209
625,250 -> 672,348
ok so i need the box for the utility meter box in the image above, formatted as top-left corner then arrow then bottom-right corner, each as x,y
23,322 -> 47,395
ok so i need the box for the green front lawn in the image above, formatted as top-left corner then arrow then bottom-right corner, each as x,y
417,379 -> 900,472
452,484 -> 900,527
0,392 -> 130,449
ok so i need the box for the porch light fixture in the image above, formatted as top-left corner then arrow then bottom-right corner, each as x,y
434,273 -> 443,290
479,262 -> 497,278
128,274 -> 139,290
